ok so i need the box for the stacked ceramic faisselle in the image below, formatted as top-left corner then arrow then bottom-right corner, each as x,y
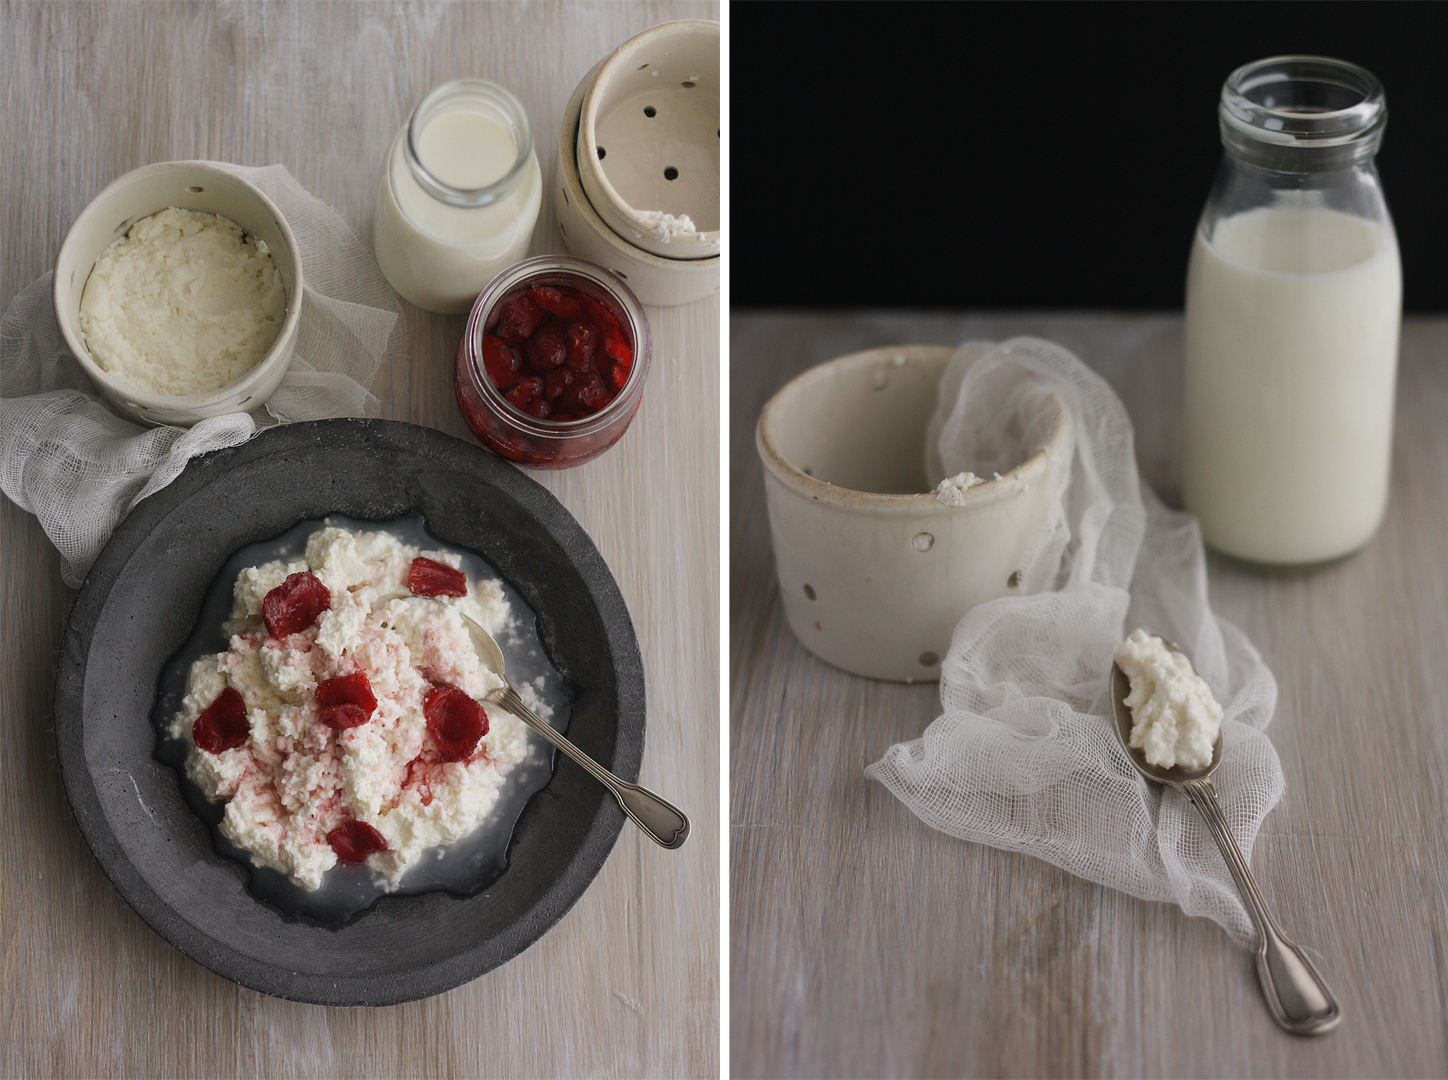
556,21 -> 719,306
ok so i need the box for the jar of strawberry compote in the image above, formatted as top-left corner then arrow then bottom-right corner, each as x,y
455,255 -> 652,468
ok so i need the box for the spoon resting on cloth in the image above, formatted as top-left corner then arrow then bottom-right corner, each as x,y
458,612 -> 689,850
1109,635 -> 1339,1035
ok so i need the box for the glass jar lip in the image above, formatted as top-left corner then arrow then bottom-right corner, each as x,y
464,255 -> 652,437
1220,55 -> 1385,149
404,78 -> 535,208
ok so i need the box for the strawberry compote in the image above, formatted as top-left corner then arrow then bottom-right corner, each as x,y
456,256 -> 651,468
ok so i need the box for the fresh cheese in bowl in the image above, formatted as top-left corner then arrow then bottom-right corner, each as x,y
78,207 -> 286,397
170,525 -> 531,891
53,160 -> 303,426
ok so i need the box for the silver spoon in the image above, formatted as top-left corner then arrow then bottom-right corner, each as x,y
459,613 -> 689,850
1110,637 -> 1340,1035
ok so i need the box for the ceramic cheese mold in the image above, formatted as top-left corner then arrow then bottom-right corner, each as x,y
756,346 -> 1074,682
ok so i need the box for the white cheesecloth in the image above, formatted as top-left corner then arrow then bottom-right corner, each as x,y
0,163 -> 404,587
865,338 -> 1285,949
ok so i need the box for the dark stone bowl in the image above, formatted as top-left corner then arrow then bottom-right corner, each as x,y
54,419 -> 643,1005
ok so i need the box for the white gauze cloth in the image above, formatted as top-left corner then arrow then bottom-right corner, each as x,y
0,163 -> 404,587
866,337 -> 1285,948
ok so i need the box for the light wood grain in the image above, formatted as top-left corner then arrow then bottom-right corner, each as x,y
730,311 -> 1448,1078
1,3 -> 717,1077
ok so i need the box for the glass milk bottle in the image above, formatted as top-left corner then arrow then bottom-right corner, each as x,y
1183,56 -> 1401,565
374,79 -> 542,314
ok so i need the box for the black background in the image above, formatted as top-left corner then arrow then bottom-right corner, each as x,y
730,1 -> 1445,311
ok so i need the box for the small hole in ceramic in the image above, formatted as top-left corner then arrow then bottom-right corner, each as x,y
637,62 -> 650,71
664,166 -> 679,181
559,223 -> 567,237
911,532 -> 934,553
240,396 -> 252,405
919,652 -> 939,667
562,188 -> 569,206
803,584 -> 816,601
597,146 -> 606,159
802,466 -> 813,476
187,185 -> 204,194
644,105 -> 657,118
682,80 -> 696,88
872,369 -> 889,391
814,620 -> 822,631
614,269 -> 628,280
1008,570 -> 1022,588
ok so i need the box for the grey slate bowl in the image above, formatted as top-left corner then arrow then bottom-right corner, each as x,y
53,419 -> 645,1004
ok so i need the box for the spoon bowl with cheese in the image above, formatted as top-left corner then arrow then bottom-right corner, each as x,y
1110,630 -> 1340,1036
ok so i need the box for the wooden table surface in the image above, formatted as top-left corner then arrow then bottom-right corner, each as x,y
1,4 -> 717,1077
730,311 -> 1448,1079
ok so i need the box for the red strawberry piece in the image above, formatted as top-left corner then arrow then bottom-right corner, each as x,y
526,285 -> 584,320
550,410 -> 582,423
493,293 -> 545,345
524,321 -> 569,372
556,373 -> 589,413
601,326 -> 631,364
315,671 -> 378,719
544,367 -> 575,402
423,685 -> 489,761
503,374 -> 543,411
327,820 -> 387,863
607,360 -> 630,392
579,293 -> 622,337
481,335 -> 522,390
577,379 -> 614,413
562,371 -> 615,415
565,321 -> 599,371
262,572 -> 331,638
320,703 -> 369,730
193,686 -> 250,753
520,395 -> 551,419
407,556 -> 468,598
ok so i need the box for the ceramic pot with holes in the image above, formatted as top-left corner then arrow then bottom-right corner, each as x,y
555,23 -> 719,306
756,346 -> 1074,682
577,20 -> 719,260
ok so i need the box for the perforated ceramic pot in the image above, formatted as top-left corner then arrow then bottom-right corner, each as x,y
555,40 -> 719,306
756,346 -> 1074,682
577,20 -> 719,260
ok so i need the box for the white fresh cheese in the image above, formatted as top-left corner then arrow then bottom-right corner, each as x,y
171,526 -> 526,890
636,209 -> 698,244
932,471 -> 984,506
79,207 -> 286,396
1114,629 -> 1223,771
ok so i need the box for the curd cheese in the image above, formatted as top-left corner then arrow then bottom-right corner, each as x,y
170,526 -> 528,890
1114,629 -> 1222,771
79,207 -> 286,396
932,471 -> 984,506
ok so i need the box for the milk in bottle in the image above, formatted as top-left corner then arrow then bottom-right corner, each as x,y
1182,57 -> 1401,565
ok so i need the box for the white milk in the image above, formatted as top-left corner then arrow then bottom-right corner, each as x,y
1183,204 -> 1401,564
374,108 -> 541,314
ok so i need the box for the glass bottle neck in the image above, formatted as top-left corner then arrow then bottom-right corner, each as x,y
1218,56 -> 1386,176
402,79 -> 534,209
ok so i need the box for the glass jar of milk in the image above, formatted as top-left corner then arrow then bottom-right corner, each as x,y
374,79 -> 543,314
1183,56 -> 1401,565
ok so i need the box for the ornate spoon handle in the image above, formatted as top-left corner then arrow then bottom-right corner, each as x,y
494,686 -> 689,849
1181,777 -> 1341,1034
